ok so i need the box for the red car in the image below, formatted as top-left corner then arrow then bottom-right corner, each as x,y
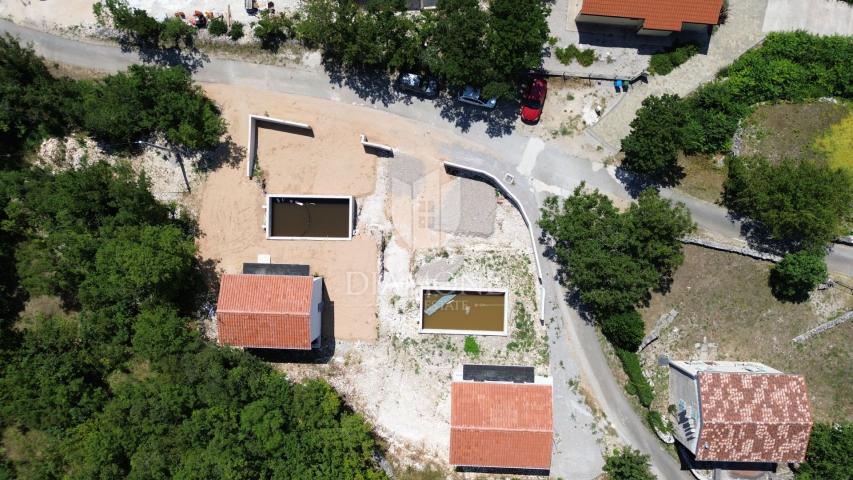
521,78 -> 547,123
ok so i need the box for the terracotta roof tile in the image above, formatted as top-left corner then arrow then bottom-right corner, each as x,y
580,0 -> 723,32
216,274 -> 315,350
697,372 -> 812,462
450,382 -> 553,470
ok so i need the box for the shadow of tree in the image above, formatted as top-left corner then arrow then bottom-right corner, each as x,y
198,137 -> 246,172
614,164 -> 684,198
432,94 -> 519,137
117,36 -> 210,72
324,60 -> 399,107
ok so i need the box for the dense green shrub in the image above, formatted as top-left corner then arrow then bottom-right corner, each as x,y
621,94 -> 688,178
555,44 -> 596,66
770,251 -> 828,301
229,21 -> 245,41
158,17 -> 196,48
207,17 -> 227,36
0,163 -> 388,479
0,35 -> 79,160
601,310 -> 645,352
603,447 -> 655,480
649,43 -> 699,75
647,410 -> 672,434
294,0 -> 549,99
615,349 -> 654,408
0,42 -> 386,477
76,65 -> 225,150
254,11 -> 295,51
464,336 -> 480,356
539,185 -> 694,316
796,422 -> 853,480
722,156 -> 853,251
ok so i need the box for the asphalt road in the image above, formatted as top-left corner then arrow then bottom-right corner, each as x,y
2,20 -> 848,479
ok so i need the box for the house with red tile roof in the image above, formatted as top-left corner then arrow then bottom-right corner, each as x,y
668,360 -> 813,464
449,368 -> 553,471
216,273 -> 323,350
576,0 -> 724,35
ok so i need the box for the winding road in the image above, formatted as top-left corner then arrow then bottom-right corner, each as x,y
2,18 -> 850,479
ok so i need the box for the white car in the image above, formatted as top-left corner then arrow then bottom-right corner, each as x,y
457,86 -> 497,109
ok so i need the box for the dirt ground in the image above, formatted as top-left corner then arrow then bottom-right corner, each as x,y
189,84 -> 545,465
639,245 -> 853,422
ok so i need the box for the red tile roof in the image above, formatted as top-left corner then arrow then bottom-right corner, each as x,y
579,0 -> 723,31
216,274 -> 315,350
696,372 -> 812,463
450,382 -> 553,470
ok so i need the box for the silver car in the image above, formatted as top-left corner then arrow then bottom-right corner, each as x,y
395,73 -> 439,98
457,86 -> 497,109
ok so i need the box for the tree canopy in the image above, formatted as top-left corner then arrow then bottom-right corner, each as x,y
293,0 -> 550,99
539,185 -> 695,317
796,422 -> 853,480
603,447 -> 656,480
0,37 -> 225,155
0,163 -> 387,480
722,156 -> 853,252
769,250 -> 828,302
0,40 -> 385,479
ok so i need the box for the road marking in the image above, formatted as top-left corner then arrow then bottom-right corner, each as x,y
516,137 -> 545,177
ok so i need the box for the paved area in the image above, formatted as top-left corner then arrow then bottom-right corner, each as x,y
589,0 -> 769,151
543,0 -> 710,78
763,0 -> 853,36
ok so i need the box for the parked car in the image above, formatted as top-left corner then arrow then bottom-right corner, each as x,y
395,73 -> 439,98
457,86 -> 497,109
520,78 -> 547,123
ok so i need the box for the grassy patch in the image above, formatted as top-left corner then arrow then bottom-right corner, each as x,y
738,101 -> 849,163
640,245 -> 853,422
676,153 -> 726,203
463,336 -> 480,357
555,44 -> 597,67
815,108 -> 853,173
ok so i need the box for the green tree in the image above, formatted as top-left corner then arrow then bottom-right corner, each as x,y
769,251 -> 828,302
426,0 -> 490,90
102,0 -> 163,45
796,422 -> 853,480
0,34 -> 78,160
603,447 -> 656,480
601,310 -> 645,352
621,94 -> 688,182
78,65 -> 225,150
0,315 -> 108,430
539,184 -> 693,316
485,0 -> 550,99
159,17 -> 196,49
723,156 -> 853,251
